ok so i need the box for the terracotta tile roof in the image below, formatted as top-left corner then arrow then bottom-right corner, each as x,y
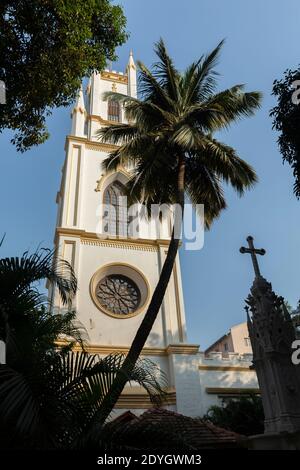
109,408 -> 244,450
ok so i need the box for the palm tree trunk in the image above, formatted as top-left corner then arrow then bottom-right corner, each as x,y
96,156 -> 185,426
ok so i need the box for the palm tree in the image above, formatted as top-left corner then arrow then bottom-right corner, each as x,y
0,347 -> 166,449
0,249 -> 165,448
96,39 -> 262,424
0,248 -> 78,362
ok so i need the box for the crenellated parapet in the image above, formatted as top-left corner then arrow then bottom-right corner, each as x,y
201,351 -> 253,365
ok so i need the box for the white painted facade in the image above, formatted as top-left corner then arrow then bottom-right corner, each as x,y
197,352 -> 258,414
51,51 -> 259,418
205,322 -> 252,356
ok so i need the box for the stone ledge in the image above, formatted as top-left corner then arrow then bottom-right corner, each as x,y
206,387 -> 260,395
199,365 -> 254,371
56,341 -> 201,357
247,431 -> 300,450
167,344 -> 200,355
116,387 -> 176,409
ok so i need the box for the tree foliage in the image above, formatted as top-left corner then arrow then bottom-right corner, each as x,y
203,395 -> 264,436
271,67 -> 300,197
0,248 -> 166,449
0,0 -> 127,151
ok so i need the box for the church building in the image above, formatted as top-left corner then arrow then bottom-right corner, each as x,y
50,51 -> 259,417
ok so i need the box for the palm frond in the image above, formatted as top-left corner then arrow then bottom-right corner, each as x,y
182,40 -> 224,106
152,38 -> 181,102
97,123 -> 139,146
31,309 -> 88,353
137,60 -> 175,111
0,349 -> 167,449
124,100 -> 175,129
185,157 -> 227,228
203,86 -> 262,128
0,249 -> 77,307
101,135 -> 153,174
102,91 -> 138,104
169,124 -> 200,150
193,136 -> 258,194
125,143 -> 177,206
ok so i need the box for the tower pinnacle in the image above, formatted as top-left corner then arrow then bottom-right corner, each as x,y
126,50 -> 137,98
71,84 -> 86,137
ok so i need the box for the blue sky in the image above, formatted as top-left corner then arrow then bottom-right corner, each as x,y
1,0 -> 300,349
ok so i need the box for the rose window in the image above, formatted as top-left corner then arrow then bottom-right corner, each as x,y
95,274 -> 141,315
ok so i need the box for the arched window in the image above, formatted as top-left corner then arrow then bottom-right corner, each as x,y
107,99 -> 120,122
103,181 -> 128,236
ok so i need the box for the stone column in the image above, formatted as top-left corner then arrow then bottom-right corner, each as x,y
246,275 -> 300,434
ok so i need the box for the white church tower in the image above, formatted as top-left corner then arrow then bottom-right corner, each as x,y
51,53 -> 202,416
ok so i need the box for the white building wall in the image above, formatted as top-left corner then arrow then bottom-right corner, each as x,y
197,352 -> 259,415
77,243 -> 165,347
231,322 -> 252,355
169,352 -> 203,417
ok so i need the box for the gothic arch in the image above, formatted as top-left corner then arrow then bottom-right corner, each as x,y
103,179 -> 128,236
95,168 -> 131,193
96,170 -> 141,238
107,98 -> 121,122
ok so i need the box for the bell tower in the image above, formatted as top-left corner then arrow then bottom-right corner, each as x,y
51,51 -> 201,416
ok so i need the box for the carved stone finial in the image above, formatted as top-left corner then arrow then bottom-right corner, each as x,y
246,273 -> 300,433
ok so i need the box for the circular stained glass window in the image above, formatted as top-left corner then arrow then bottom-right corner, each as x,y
95,274 -> 141,316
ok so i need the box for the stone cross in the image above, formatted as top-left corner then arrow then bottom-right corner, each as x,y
240,235 -> 266,277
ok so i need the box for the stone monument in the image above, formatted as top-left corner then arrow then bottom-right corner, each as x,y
240,236 -> 300,449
